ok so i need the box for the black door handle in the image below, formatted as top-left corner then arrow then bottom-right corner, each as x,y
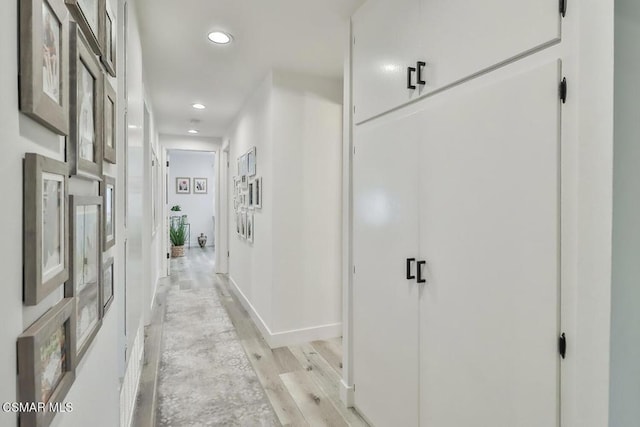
407,67 -> 416,90
417,260 -> 426,283
417,61 -> 426,85
406,258 -> 416,280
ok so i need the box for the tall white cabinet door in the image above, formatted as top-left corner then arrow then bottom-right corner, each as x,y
353,112 -> 421,427
418,61 -> 561,427
352,0 -> 421,124
420,0 -> 560,94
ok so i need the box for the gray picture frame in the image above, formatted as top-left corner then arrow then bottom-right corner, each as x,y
193,177 -> 207,194
17,297 -> 76,427
19,0 -> 70,135
254,176 -> 262,209
102,256 -> 114,315
23,153 -> 70,306
176,177 -> 190,194
65,0 -> 105,56
103,78 -> 116,164
101,175 -> 116,250
100,0 -> 116,76
68,22 -> 104,180
65,195 -> 103,363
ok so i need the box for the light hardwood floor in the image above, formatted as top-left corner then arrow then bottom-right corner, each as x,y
215,274 -> 368,427
134,248 -> 368,426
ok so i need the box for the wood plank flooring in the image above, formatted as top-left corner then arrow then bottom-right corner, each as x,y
134,247 -> 368,426
215,274 -> 369,427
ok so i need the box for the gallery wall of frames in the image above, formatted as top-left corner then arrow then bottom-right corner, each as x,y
17,0 -> 118,425
233,147 -> 261,244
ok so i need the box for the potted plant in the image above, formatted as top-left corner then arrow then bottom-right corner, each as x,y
170,220 -> 187,257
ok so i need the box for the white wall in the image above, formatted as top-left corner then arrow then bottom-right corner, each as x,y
610,1 -> 640,425
168,150 -> 217,247
226,70 -> 343,347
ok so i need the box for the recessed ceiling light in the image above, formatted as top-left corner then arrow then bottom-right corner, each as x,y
207,31 -> 232,44
188,129 -> 199,134
128,124 -> 138,129
192,103 -> 206,110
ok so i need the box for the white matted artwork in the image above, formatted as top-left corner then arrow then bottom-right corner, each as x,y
42,2 -> 61,104
42,172 -> 65,282
254,176 -> 262,209
248,181 -> 254,209
194,177 -> 207,194
176,177 -> 190,194
66,195 -> 103,362
247,147 -> 256,177
240,211 -> 247,239
78,61 -> 95,162
246,213 -> 254,243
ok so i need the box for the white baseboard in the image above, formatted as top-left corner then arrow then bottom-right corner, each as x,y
227,276 -> 342,348
340,379 -> 355,407
119,321 -> 145,427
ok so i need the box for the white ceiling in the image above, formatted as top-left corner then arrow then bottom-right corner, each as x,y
135,0 -> 366,138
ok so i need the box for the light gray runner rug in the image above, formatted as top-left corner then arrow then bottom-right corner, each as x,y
157,282 -> 278,426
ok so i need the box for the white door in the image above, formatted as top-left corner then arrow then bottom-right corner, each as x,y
419,0 -> 561,94
352,0 -> 421,124
353,110 -> 422,427
418,60 -> 562,426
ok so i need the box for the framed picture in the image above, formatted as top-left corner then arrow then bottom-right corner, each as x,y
254,177 -> 262,209
236,211 -> 241,236
101,175 -> 115,250
24,153 -> 69,306
248,181 -> 254,208
100,0 -> 116,76
194,177 -> 207,194
69,23 -> 104,180
19,0 -> 70,135
102,256 -> 114,314
65,195 -> 102,362
65,0 -> 105,55
103,78 -> 116,163
240,211 -> 247,239
17,297 -> 76,427
247,147 -> 256,177
176,177 -> 190,194
246,213 -> 254,243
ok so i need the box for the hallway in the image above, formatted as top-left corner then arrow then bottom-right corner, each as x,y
140,248 -> 367,426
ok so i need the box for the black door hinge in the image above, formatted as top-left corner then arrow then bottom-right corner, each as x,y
560,0 -> 567,17
227,251 -> 230,257
559,78 -> 567,104
559,333 -> 567,359
166,253 -> 170,259
166,161 -> 169,167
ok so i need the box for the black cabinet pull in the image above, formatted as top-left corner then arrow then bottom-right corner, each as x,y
406,258 -> 416,280
417,260 -> 426,283
417,61 -> 426,85
407,67 -> 416,90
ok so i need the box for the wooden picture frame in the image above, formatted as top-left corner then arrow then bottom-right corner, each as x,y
100,175 -> 115,250
176,177 -> 190,194
23,153 -> 69,306
19,0 -> 70,135
102,256 -> 114,315
65,195 -> 102,362
100,0 -> 116,76
193,177 -> 207,194
68,22 -> 104,180
65,0 -> 104,55
17,297 -> 76,427
103,78 -> 116,163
